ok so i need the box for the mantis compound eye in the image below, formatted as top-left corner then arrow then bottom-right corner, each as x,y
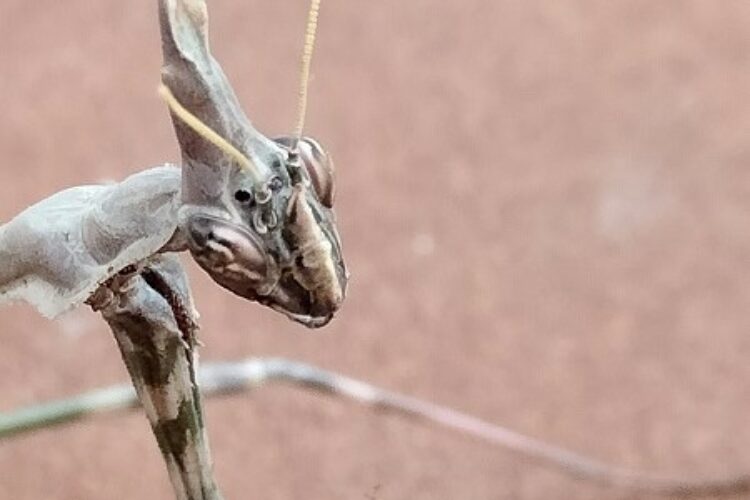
274,135 -> 335,208
184,214 -> 270,291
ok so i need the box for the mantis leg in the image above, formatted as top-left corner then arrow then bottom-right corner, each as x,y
96,254 -> 223,500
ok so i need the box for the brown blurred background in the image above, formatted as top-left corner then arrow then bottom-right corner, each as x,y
1,1 -> 750,499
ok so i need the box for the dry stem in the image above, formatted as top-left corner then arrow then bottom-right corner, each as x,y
2,356 -> 748,498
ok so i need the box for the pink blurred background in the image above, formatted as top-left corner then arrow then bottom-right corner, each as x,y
1,1 -> 750,499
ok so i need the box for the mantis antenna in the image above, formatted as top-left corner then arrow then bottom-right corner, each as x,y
157,83 -> 263,183
294,0 -> 322,142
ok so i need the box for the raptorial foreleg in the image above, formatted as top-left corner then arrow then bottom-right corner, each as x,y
95,254 -> 222,500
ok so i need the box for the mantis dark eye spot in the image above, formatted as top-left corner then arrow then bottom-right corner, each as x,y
234,189 -> 252,203
269,177 -> 283,192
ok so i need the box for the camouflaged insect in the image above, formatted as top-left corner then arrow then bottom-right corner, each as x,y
0,0 -> 347,329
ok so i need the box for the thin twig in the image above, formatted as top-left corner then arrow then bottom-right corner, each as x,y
1,357 -> 748,497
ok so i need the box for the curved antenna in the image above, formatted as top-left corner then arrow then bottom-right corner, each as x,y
293,0 -> 322,142
157,83 -> 262,183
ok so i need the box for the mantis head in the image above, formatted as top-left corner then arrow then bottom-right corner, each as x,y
183,136 -> 346,328
160,0 -> 346,328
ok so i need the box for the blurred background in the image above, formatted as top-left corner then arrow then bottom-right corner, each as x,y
1,1 -> 750,499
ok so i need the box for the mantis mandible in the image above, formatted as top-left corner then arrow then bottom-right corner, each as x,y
0,0 -> 348,329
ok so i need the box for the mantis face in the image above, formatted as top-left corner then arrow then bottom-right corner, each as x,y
184,137 -> 347,328
160,0 -> 344,328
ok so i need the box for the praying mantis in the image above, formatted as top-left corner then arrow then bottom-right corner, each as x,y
0,0 -> 347,329
0,1 -> 345,498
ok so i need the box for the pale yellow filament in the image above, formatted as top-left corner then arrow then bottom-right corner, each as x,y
157,83 -> 260,181
294,0 -> 322,140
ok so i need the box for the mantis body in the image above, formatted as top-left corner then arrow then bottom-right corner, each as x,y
0,0 -> 347,328
0,1 -> 345,498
